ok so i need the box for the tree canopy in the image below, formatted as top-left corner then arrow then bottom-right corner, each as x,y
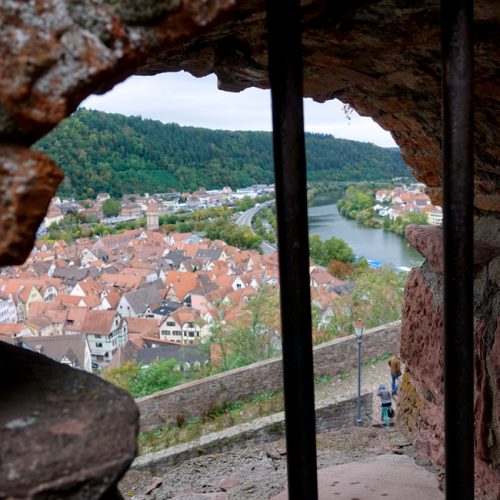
35,108 -> 410,199
101,198 -> 121,217
309,234 -> 355,266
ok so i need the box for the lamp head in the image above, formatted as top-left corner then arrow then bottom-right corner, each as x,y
353,319 -> 364,338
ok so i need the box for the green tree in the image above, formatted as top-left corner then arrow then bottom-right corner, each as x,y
322,237 -> 355,264
350,267 -> 406,328
210,287 -> 281,371
129,358 -> 185,397
386,211 -> 428,236
236,196 -> 255,212
103,360 -> 140,392
102,198 -> 121,217
312,266 -> 407,343
309,234 -> 354,265
34,108 -> 409,199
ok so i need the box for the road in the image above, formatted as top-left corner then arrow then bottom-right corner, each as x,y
235,205 -> 261,227
260,240 -> 277,254
235,202 -> 277,254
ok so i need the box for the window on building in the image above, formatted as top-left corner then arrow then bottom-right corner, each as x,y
166,321 -> 175,326
96,342 -> 103,348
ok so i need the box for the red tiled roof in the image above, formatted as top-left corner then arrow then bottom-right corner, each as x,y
81,310 -> 117,334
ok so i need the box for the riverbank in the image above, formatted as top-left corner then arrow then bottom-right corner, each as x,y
337,185 -> 429,237
308,200 -> 422,268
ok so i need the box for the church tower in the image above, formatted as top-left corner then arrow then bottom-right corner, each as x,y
146,204 -> 159,230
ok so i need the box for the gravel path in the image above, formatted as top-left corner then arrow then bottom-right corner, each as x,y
119,358 -> 438,499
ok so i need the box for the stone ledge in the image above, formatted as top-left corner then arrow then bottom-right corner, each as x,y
0,341 -> 139,499
406,224 -> 500,274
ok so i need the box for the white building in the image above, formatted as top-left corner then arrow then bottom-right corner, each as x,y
0,293 -> 18,324
428,210 -> 443,226
81,310 -> 128,370
159,306 -> 209,344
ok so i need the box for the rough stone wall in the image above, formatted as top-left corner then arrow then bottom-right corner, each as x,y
0,0 -> 235,265
0,341 -> 139,499
137,322 -> 400,432
399,224 -> 500,499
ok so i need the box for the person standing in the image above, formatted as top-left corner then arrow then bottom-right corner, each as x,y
377,383 -> 392,430
388,354 -> 401,395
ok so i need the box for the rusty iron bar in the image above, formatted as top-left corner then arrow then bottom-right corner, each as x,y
265,0 -> 318,498
441,0 -> 475,498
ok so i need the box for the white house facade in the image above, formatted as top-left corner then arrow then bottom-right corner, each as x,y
82,311 -> 128,370
0,294 -> 18,324
159,307 -> 209,344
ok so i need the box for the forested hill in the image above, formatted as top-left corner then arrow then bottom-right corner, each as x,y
35,108 -> 410,199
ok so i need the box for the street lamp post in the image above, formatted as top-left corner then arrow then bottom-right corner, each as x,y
353,319 -> 365,426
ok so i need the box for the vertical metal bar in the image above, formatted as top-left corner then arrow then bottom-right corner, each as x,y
441,0 -> 475,498
356,338 -> 362,426
266,1 -> 318,499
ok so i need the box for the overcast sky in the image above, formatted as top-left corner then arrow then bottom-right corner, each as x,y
82,72 -> 397,148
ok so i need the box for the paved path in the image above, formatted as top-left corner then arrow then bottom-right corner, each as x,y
272,454 -> 444,500
314,356 -> 398,424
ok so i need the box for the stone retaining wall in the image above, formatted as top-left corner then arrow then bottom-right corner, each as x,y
132,393 -> 373,474
137,322 -> 400,432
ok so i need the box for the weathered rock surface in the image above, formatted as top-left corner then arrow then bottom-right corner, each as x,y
0,341 -> 139,499
401,267 -> 444,403
406,224 -> 500,274
400,229 -> 500,498
0,144 -> 63,265
0,0 -> 235,145
272,454 -> 444,500
120,428 -> 431,500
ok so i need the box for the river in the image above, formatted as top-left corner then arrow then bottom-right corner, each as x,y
308,192 -> 422,269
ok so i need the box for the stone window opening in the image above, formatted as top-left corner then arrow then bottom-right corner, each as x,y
0,1 -> 497,499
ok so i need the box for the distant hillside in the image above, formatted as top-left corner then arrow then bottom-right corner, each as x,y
35,108 -> 410,199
